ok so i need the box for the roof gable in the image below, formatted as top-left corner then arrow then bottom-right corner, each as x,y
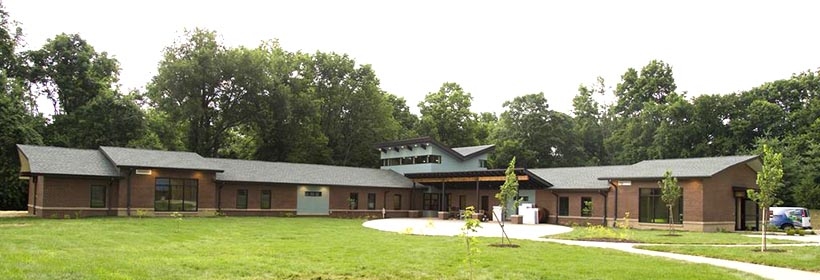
598,155 -> 760,180
17,145 -> 120,177
211,158 -> 414,188
99,146 -> 223,172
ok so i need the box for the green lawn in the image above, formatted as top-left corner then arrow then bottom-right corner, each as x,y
0,217 -> 762,280
636,245 -> 820,272
551,226 -> 800,244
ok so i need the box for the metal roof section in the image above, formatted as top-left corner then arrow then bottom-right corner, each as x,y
17,145 -> 120,177
598,155 -> 761,180
374,136 -> 494,161
99,146 -> 224,172
211,158 -> 414,188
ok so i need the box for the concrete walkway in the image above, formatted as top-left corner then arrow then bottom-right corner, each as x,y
363,218 -> 820,280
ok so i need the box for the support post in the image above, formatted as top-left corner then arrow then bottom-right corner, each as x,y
610,180 -> 619,227
600,190 -> 609,226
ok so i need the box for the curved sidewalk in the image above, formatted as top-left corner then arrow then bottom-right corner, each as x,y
364,218 -> 820,280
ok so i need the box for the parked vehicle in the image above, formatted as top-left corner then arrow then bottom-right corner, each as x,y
769,207 -> 812,229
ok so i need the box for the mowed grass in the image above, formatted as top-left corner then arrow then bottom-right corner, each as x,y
552,226 -> 801,244
636,245 -> 820,272
0,217 -> 762,280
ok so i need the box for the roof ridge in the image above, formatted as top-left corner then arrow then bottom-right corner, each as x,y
210,157 -> 391,172
18,144 -> 98,152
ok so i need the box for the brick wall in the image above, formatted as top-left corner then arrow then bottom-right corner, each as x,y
116,168 -> 218,216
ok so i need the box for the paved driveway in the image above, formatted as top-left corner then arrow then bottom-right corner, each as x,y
363,218 -> 572,239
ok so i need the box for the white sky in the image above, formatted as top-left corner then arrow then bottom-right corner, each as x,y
6,0 -> 820,115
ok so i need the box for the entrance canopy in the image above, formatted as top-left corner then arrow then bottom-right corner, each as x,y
404,168 -> 552,189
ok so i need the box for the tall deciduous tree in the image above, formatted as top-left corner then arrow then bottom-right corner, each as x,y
572,78 -> 606,165
493,92 -> 580,168
658,170 -> 682,235
0,3 -> 44,209
747,144 -> 784,252
417,82 -> 479,147
307,51 -> 399,167
26,33 -> 119,115
148,29 -> 252,157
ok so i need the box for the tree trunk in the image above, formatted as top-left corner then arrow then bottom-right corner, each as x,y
669,205 -> 673,235
761,207 -> 767,252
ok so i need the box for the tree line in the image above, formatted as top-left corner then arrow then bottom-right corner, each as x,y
1,3 -> 818,209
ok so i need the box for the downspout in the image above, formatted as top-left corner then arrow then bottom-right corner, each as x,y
610,180 -> 618,227
126,168 -> 132,217
600,190 -> 609,226
551,191 -> 559,224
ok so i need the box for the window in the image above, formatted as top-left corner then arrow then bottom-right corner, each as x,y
260,190 -> 271,209
393,194 -> 402,210
479,159 -> 488,168
414,155 -> 429,164
381,155 -> 443,167
236,189 -> 248,209
581,197 -> 592,217
90,185 -> 106,208
367,193 -> 376,210
305,191 -> 322,197
558,197 -> 569,216
155,178 -> 198,212
349,193 -> 359,209
458,195 -> 467,209
639,188 -> 683,224
423,193 -> 440,211
401,157 -> 414,165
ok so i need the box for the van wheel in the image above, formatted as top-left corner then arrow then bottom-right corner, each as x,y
781,224 -> 794,230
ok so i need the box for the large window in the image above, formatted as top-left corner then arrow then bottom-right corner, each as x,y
393,194 -> 402,210
349,193 -> 359,209
260,190 -> 271,209
236,189 -> 248,209
155,178 -> 198,211
381,155 -> 443,166
558,197 -> 569,216
581,197 -> 592,217
367,193 -> 376,210
423,193 -> 440,211
639,188 -> 683,224
90,185 -> 106,208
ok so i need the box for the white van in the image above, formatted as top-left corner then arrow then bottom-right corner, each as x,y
769,207 -> 812,229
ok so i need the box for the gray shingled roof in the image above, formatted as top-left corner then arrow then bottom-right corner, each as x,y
598,155 -> 760,180
452,144 -> 495,158
17,145 -> 120,177
100,146 -> 223,172
211,158 -> 414,188
528,165 -> 627,190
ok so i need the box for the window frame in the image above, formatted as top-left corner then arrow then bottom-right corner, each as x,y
581,197 -> 592,217
367,193 -> 376,210
90,185 -> 106,208
423,193 -> 440,211
260,190 -> 272,209
236,189 -> 248,209
393,194 -> 402,210
558,197 -> 569,216
349,193 -> 359,210
639,188 -> 684,224
154,178 -> 198,212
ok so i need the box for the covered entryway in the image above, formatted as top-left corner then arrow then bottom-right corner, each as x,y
733,187 -> 759,231
297,186 -> 329,215
404,169 -> 552,220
